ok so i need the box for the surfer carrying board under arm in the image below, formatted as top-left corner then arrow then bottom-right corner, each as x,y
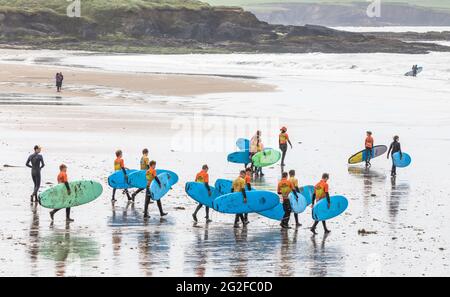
278,172 -> 293,229
387,135 -> 402,177
112,150 -> 132,202
250,130 -> 264,176
243,167 -> 252,224
365,131 -> 374,168
232,170 -> 248,228
144,160 -> 167,218
279,127 -> 293,166
311,173 -> 331,235
50,164 -> 73,222
131,148 -> 152,202
192,165 -> 212,223
289,169 -> 302,227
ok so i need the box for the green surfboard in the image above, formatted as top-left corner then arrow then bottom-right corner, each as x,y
251,148 -> 281,167
39,180 -> 103,209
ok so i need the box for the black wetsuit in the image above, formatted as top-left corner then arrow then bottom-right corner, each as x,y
26,152 -> 45,198
388,141 -> 402,176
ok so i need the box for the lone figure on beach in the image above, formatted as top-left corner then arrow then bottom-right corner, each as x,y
279,126 -> 293,166
26,145 -> 45,202
56,72 -> 64,92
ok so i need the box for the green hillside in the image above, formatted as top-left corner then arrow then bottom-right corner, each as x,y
204,0 -> 450,11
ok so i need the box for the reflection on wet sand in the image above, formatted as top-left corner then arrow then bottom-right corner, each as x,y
40,224 -> 100,276
231,227 -> 248,277
278,229 -> 295,277
348,166 -> 386,198
309,232 -> 331,277
28,203 -> 40,276
388,177 -> 410,223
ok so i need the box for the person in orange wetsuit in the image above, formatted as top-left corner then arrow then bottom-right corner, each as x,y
144,160 -> 165,218
49,164 -> 73,222
279,127 -> 293,166
242,167 -> 252,224
289,169 -> 302,227
112,150 -> 132,202
364,131 -> 374,168
192,164 -> 212,223
232,170 -> 248,228
310,173 -> 331,235
278,172 -> 293,229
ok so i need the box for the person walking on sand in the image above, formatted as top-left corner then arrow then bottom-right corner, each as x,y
232,170 -> 249,229
49,164 -> 73,222
279,127 -> 293,166
412,65 -> 418,77
289,169 -> 302,227
192,164 -> 212,223
56,72 -> 64,92
143,161 -> 166,219
250,130 -> 264,176
26,145 -> 45,202
278,172 -> 294,229
242,167 -> 252,224
112,150 -> 132,202
131,148 -> 152,202
310,173 -> 331,235
387,135 -> 402,177
364,131 -> 374,168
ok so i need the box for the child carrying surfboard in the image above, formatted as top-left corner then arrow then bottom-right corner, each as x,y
278,172 -> 293,229
387,135 -> 402,177
144,161 -> 166,219
365,131 -> 374,168
289,170 -> 302,227
250,130 -> 264,176
131,148 -> 152,202
232,170 -> 248,228
112,150 -> 132,202
192,165 -> 212,223
310,173 -> 331,235
49,164 -> 73,222
243,168 -> 252,224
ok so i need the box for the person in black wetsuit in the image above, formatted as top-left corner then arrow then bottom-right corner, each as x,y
412,65 -> 418,77
387,135 -> 402,177
26,145 -> 45,202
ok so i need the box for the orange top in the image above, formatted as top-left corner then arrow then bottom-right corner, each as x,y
314,179 -> 329,202
114,157 -> 124,171
365,136 -> 374,149
245,175 -> 251,184
146,167 -> 157,186
279,132 -> 290,144
57,171 -> 68,184
195,170 -> 209,183
277,178 -> 293,199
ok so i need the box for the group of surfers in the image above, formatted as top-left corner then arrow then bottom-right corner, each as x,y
25,127 -> 404,234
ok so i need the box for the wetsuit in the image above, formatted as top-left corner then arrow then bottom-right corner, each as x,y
26,152 -> 45,199
278,178 -> 293,228
192,170 -> 211,221
365,135 -> 374,167
50,171 -> 71,219
232,176 -> 247,227
388,141 -> 402,176
144,167 -> 163,217
279,132 -> 291,166
132,155 -> 150,199
311,179 -> 331,232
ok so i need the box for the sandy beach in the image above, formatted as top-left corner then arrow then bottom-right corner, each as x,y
0,48 -> 449,276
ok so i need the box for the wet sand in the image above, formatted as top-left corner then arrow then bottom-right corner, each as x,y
1,50 -> 450,276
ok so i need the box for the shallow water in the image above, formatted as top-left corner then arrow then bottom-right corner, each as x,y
0,48 -> 450,276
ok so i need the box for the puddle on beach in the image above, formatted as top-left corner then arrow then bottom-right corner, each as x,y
0,93 -> 79,106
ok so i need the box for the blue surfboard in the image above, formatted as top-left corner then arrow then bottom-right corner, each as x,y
236,138 -> 250,151
298,185 -> 314,205
289,192 -> 308,214
215,179 -> 251,196
128,169 -> 179,189
150,173 -> 172,201
258,202 -> 284,220
185,182 -> 220,208
227,151 -> 251,164
108,169 -> 138,189
214,190 -> 278,214
393,152 -> 411,168
312,195 -> 348,221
